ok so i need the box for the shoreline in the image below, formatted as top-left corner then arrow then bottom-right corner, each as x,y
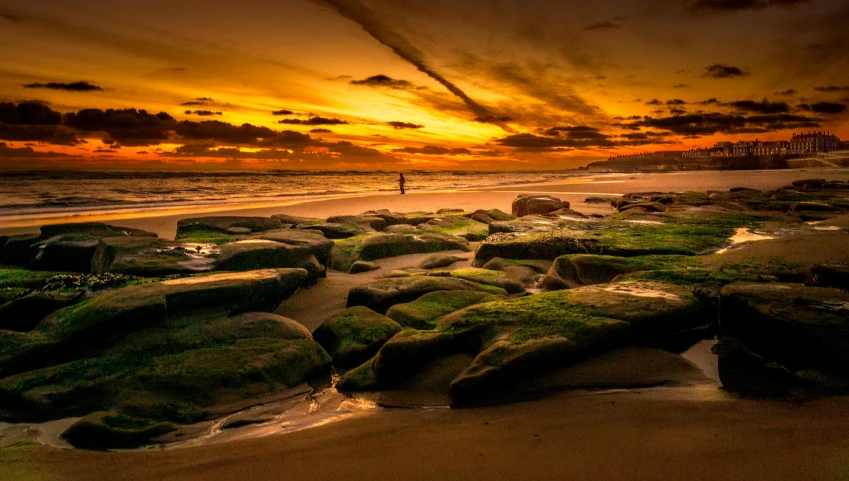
4,168 -> 848,239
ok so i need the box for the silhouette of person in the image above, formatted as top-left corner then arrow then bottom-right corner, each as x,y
399,173 -> 406,195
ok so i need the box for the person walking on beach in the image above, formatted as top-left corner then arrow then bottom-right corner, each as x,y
399,173 -> 406,195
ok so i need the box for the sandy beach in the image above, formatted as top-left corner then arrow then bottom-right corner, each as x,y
3,168 -> 849,480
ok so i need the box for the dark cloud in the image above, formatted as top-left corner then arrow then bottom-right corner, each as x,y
278,117 -> 349,126
725,100 -> 790,114
1,13 -> 23,22
666,99 -> 687,105
496,129 -> 675,151
584,21 -> 621,31
180,97 -> 217,107
0,124 -> 81,145
673,84 -> 689,89
184,110 -> 223,116
387,121 -> 424,129
174,120 -> 276,143
474,115 -> 513,123
698,98 -> 719,105
0,142 -> 71,159
24,81 -> 104,92
350,75 -> 418,90
670,108 -> 687,115
0,101 -> 63,125
814,86 -> 849,92
310,128 -> 333,133
776,89 -> 797,96
272,109 -> 295,115
622,112 -> 822,136
689,0 -> 808,14
392,146 -> 472,155
806,102 -> 847,114
541,126 -> 605,139
645,99 -> 662,105
65,108 -> 175,146
702,64 -> 750,79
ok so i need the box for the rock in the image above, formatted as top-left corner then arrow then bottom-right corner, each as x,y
360,210 -> 409,227
384,224 -> 418,234
386,291 -> 503,329
346,276 -> 508,314
0,291 -> 82,332
541,254 -> 692,290
512,194 -> 570,217
270,214 -> 324,226
214,230 -> 333,276
326,215 -> 386,231
417,216 -> 488,241
471,209 -> 515,225
313,307 -> 402,367
349,261 -> 381,274
0,269 -> 309,376
2,223 -> 156,271
470,213 -> 494,224
299,223 -> 360,239
62,412 -> 177,450
91,237 -> 216,277
618,202 -> 667,213
720,283 -> 849,375
339,280 -> 704,401
329,233 -> 470,272
543,208 -> 588,219
584,196 -> 611,204
812,261 -> 849,289
420,254 -> 467,269
436,208 -> 467,215
176,217 -> 283,244
419,268 -> 525,295
481,258 -> 551,286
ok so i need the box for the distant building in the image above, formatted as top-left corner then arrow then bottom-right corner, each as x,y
789,132 -> 840,154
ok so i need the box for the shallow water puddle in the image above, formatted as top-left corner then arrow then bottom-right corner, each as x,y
716,227 -> 774,254
234,239 -> 278,244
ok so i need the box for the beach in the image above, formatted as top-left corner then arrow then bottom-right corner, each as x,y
2,168 -> 849,481
4,169 -> 849,239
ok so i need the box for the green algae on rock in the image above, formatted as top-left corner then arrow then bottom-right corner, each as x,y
313,306 -> 403,368
347,276 -> 508,314
329,232 -> 470,272
386,291 -> 505,330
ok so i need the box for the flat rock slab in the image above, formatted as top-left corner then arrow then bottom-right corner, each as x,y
347,276 -> 508,314
330,233 -> 470,272
313,306 -> 402,368
720,283 -> 849,374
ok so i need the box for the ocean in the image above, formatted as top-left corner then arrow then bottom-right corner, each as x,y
0,170 -> 580,222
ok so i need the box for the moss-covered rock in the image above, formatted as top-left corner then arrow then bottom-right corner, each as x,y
347,276 -> 508,314
417,216 -> 488,241
214,230 -> 333,275
385,291 -> 504,329
812,261 -> 849,289
416,268 -> 525,294
420,254 -> 466,269
542,254 -> 696,290
720,283 -> 849,375
299,223 -> 361,239
480,258 -> 551,286
326,215 -> 386,231
348,261 -> 381,274
512,194 -> 570,217
91,237 -> 217,276
313,307 -> 402,368
0,291 -> 82,332
339,280 -> 703,401
329,233 -> 470,272
175,217 -> 284,244
0,269 -> 308,376
62,412 -> 177,450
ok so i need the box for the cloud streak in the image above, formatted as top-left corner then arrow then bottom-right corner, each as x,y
24,81 -> 104,92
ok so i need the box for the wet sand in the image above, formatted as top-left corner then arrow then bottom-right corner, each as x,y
4,387 -> 849,481
4,169 -> 849,239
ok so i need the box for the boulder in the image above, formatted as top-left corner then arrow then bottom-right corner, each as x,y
360,210 -> 409,227
329,233 -> 470,272
349,261 -> 381,274
313,307 -> 402,368
480,258 -> 551,286
271,214 -> 324,226
346,276 -> 508,314
0,291 -> 82,332
512,194 -> 570,217
812,261 -> 849,289
420,254 -> 467,269
541,254 -> 693,290
91,237 -> 216,277
2,223 -> 156,271
384,224 -> 418,234
720,283 -> 849,375
62,412 -> 177,450
326,215 -> 386,231
299,223 -> 360,239
176,217 -> 283,243
214,230 -> 333,276
0,269 -> 309,376
417,216 -> 488,241
471,209 -> 515,225
584,196 -> 611,204
418,268 -> 525,295
386,291 -> 504,329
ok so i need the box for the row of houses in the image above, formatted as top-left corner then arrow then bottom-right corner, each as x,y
611,132 -> 845,161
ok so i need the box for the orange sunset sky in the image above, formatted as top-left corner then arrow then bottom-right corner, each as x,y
0,0 -> 847,170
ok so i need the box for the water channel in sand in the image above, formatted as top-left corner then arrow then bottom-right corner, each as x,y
716,227 -> 775,255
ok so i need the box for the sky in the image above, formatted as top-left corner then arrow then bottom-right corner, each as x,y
0,0 -> 847,170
